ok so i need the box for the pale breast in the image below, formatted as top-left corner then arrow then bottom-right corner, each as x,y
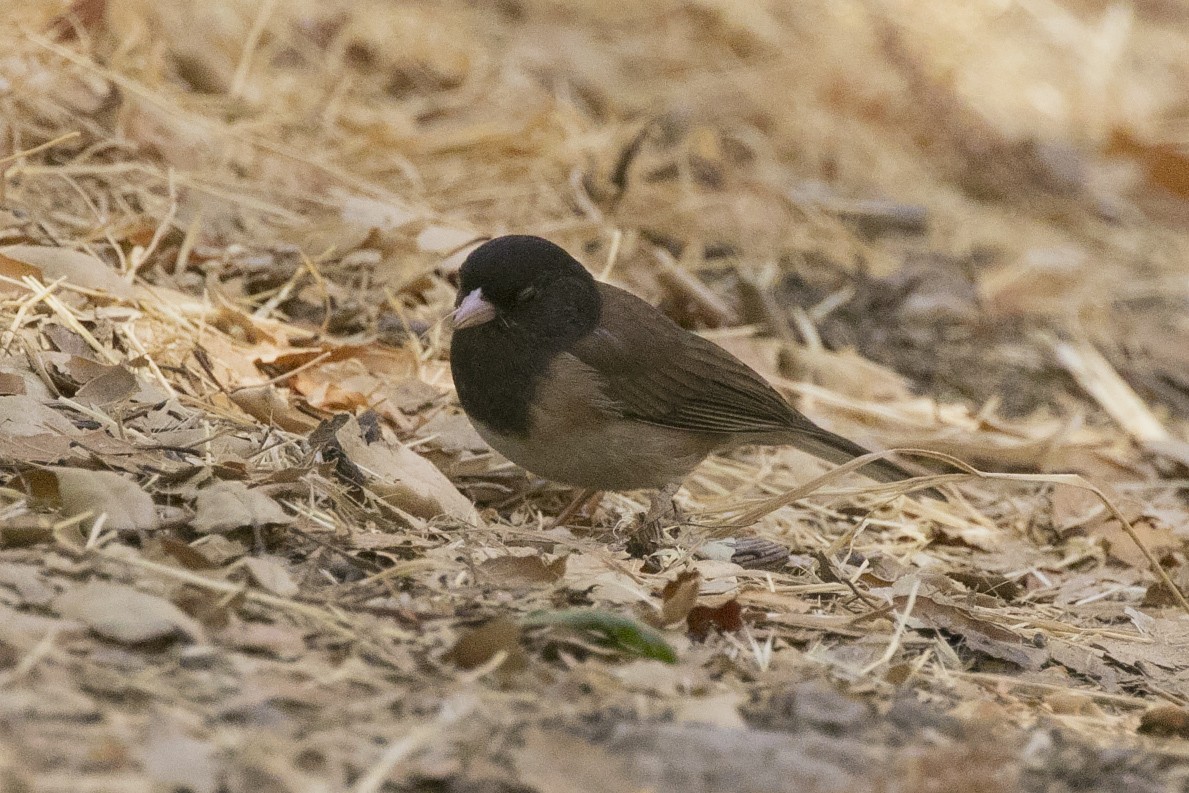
471,353 -> 722,491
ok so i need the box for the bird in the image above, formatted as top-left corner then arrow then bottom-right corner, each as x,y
449,235 -> 928,536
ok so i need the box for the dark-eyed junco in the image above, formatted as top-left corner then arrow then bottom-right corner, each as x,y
449,235 -> 927,527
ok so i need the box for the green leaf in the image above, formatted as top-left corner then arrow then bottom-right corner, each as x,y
522,608 -> 677,664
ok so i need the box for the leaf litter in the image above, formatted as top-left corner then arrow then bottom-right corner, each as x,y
2,0 -> 1189,790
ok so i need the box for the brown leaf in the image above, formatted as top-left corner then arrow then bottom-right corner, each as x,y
0,245 -> 132,298
0,395 -> 80,437
903,594 -> 1047,670
229,385 -> 320,433
478,554 -> 566,585
0,372 -> 26,395
54,581 -> 202,645
192,480 -> 290,534
41,468 -> 159,532
0,252 -> 44,294
1109,128 -> 1189,200
1138,705 -> 1189,738
656,570 -> 701,627
444,617 -> 526,672
1095,518 -> 1180,570
332,415 -> 477,523
687,599 -> 743,639
240,556 -> 299,597
149,537 -> 217,571
73,365 -> 138,405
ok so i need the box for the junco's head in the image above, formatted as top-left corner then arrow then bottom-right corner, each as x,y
453,235 -> 600,345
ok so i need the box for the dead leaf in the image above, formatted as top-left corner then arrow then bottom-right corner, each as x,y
73,365 -> 138,405
654,570 -> 700,627
445,617 -> 526,672
333,415 -> 477,523
229,385 -> 320,433
0,251 -> 43,293
1095,517 -> 1180,570
902,594 -> 1048,670
0,395 -> 79,437
40,468 -> 159,532
1138,705 -> 1189,738
1108,128 -> 1189,200
0,245 -> 133,298
192,481 -> 290,534
240,556 -> 299,597
478,554 -> 566,585
147,537 -> 217,571
0,372 -> 26,395
54,581 -> 201,645
687,599 -> 744,639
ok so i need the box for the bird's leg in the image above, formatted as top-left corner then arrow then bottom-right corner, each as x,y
626,482 -> 683,557
548,487 -> 602,529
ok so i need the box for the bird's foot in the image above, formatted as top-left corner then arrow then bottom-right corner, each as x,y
625,483 -> 683,558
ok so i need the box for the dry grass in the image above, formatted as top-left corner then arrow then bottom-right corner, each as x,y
3,0 -> 1189,790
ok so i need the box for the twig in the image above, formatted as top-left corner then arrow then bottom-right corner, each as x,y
859,577 -> 919,675
0,131 -> 81,167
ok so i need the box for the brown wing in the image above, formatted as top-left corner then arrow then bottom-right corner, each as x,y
571,284 -> 923,487
572,284 -> 820,436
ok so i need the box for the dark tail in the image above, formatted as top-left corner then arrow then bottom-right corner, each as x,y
771,426 -> 943,498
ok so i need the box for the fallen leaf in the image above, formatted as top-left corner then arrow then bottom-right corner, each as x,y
478,554 -> 566,585
445,617 -> 526,672
40,468 -> 159,532
0,252 -> 43,293
73,365 -> 138,405
0,245 -> 133,298
0,395 -> 79,437
54,581 -> 201,645
147,537 -> 218,571
901,593 -> 1048,670
192,481 -> 290,534
229,385 -> 320,433
332,415 -> 477,523
687,600 -> 744,639
0,372 -> 26,395
240,556 -> 299,597
655,570 -> 700,627
1138,705 -> 1189,738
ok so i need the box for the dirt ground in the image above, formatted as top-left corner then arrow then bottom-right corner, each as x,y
2,0 -> 1189,790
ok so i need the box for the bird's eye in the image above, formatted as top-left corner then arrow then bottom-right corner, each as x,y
516,285 -> 537,302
